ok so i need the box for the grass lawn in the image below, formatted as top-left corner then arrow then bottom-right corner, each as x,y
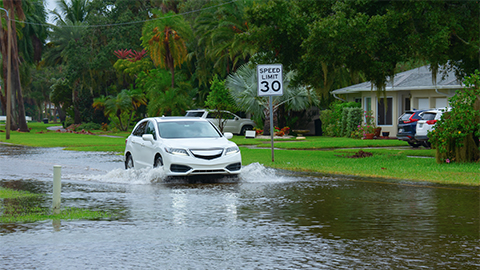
1,122 -> 478,185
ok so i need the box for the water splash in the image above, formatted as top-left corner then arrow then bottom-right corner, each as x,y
89,167 -> 166,185
82,162 -> 296,185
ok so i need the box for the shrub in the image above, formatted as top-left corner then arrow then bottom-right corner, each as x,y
77,122 -> 102,131
429,70 -> 480,163
345,107 -> 363,137
320,101 -> 360,137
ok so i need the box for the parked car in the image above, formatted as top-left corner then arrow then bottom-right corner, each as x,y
185,109 -> 255,135
124,117 -> 242,176
415,108 -> 450,147
397,109 -> 426,147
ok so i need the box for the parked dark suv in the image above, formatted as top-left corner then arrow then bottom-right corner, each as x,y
397,110 -> 426,147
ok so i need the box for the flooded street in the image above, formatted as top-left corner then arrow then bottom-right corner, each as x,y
1,144 -> 479,269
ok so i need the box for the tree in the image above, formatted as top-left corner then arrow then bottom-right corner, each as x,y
301,0 -> 480,95
205,75 -> 237,132
194,0 -> 255,81
135,69 -> 193,117
429,70 -> 480,163
0,0 -> 39,132
141,10 -> 192,88
225,64 -> 318,135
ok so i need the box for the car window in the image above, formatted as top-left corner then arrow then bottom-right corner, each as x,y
145,121 -> 157,139
158,121 -> 221,138
412,112 -> 424,120
186,111 -> 204,117
132,121 -> 147,136
421,112 -> 437,121
206,112 -> 217,119
224,113 -> 235,120
400,112 -> 414,121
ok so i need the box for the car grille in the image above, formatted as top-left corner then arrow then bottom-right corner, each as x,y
190,149 -> 224,160
226,163 -> 241,171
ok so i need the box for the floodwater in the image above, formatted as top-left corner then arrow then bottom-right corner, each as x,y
1,144 -> 479,269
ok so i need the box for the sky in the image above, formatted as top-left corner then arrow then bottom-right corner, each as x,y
44,0 -> 58,24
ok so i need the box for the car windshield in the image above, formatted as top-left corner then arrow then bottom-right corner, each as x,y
185,111 -> 204,117
158,121 -> 221,138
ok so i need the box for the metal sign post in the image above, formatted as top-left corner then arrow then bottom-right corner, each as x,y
257,64 -> 283,162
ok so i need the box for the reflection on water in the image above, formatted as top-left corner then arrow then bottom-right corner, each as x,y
0,144 -> 479,269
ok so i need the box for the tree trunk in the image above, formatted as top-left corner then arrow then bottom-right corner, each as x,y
6,5 -> 28,132
262,106 -> 279,135
73,90 -> 81,124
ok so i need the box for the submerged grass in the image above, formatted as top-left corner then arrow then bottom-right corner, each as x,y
0,187 -> 113,223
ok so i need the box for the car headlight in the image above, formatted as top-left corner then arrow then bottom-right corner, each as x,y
225,146 -> 240,155
165,148 -> 189,156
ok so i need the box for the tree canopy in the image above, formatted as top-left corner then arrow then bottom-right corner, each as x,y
0,0 -> 477,136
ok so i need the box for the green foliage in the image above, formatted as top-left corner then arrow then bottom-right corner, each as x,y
113,58 -> 154,77
77,122 -> 102,131
205,75 -> 237,112
205,75 -> 238,132
345,107 -> 363,138
136,69 -> 193,116
429,70 -> 480,163
320,101 -> 360,137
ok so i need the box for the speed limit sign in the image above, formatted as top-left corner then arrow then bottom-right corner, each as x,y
257,64 -> 283,96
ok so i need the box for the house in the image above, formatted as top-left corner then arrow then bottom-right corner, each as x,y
330,65 -> 464,136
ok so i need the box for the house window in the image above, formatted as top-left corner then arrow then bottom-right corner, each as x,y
355,97 -> 361,104
377,97 -> 393,126
364,97 -> 372,111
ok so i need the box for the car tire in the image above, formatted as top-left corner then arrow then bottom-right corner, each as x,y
408,141 -> 422,148
125,154 -> 134,169
240,125 -> 253,135
154,155 -> 163,168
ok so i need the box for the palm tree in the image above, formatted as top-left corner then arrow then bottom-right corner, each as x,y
141,10 -> 192,88
44,0 -> 90,124
51,0 -> 89,24
0,0 -> 41,132
194,0 -> 256,82
226,64 -> 318,135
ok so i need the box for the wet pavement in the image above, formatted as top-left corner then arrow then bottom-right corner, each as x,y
1,144 -> 479,269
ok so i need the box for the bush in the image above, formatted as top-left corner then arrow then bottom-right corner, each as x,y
345,107 -> 363,137
77,122 -> 102,131
320,101 -> 361,137
429,70 -> 480,163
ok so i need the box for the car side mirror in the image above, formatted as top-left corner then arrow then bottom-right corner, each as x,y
142,134 -> 155,143
224,132 -> 233,139
234,117 -> 240,121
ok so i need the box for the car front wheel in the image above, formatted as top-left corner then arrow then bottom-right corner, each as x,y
125,155 -> 134,169
154,155 -> 163,168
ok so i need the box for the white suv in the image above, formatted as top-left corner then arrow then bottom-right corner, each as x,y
415,108 -> 451,147
185,109 -> 255,135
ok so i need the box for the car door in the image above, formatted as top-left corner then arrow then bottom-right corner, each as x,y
130,121 -> 148,168
142,120 -> 159,166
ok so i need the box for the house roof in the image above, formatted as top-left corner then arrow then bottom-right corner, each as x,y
331,65 -> 464,94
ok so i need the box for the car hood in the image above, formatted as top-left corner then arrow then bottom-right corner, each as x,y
162,137 -> 237,149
